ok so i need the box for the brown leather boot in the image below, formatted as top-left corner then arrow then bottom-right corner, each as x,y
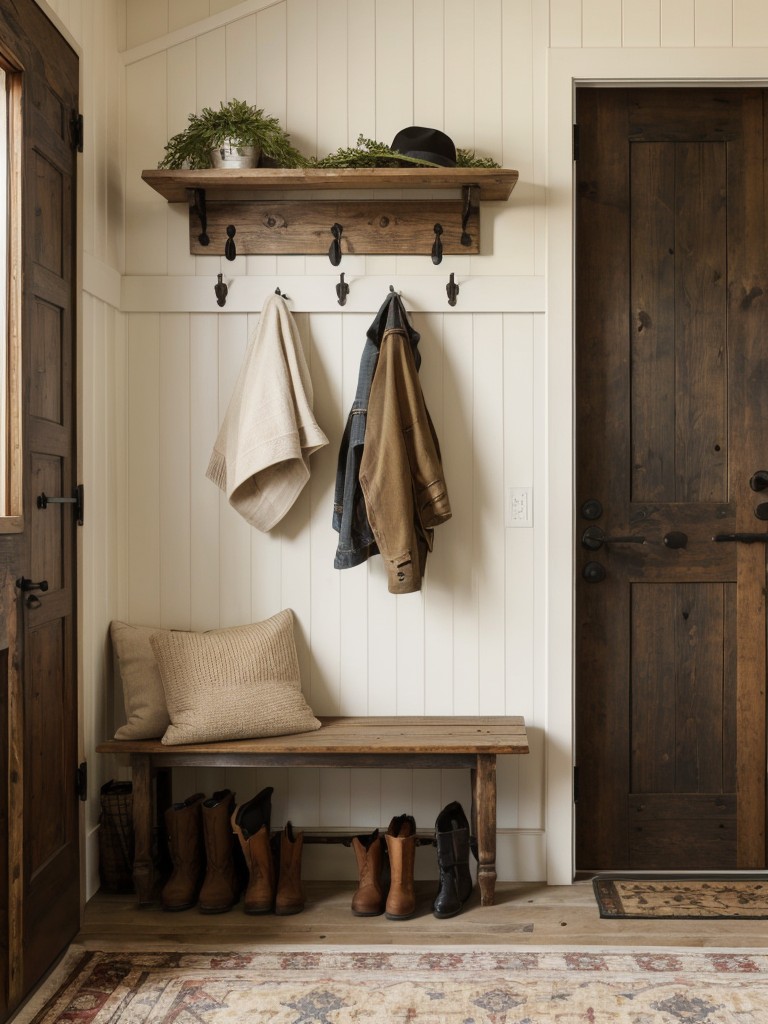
160,792 -> 205,911
231,787 -> 275,914
384,814 -> 417,920
351,829 -> 386,916
199,790 -> 239,914
275,822 -> 305,915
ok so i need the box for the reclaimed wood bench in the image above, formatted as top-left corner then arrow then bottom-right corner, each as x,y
96,714 -> 528,908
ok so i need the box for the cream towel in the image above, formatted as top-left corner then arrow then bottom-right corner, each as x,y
206,293 -> 328,530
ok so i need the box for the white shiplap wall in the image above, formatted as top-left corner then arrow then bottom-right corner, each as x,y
42,0 -> 768,893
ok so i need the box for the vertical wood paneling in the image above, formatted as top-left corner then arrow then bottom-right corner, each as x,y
413,0 -> 445,128
733,0 -> 768,44
317,0 -> 348,153
375,0 -> 413,143
159,315 -> 192,628
442,314 -> 478,714
225,15 -> 258,103
661,0 -> 694,45
623,0 -> 660,45
347,0 -> 376,143
216,314 -> 253,626
125,54 -> 168,275
285,1 -> 316,156
259,1 -> 288,130
474,0 -> 503,160
166,41 -> 198,276
126,315 -> 161,624
583,0 -> 622,45
695,0 -> 733,44
189,314 -> 221,630
444,0 -> 474,149
550,0 -> 582,45
475,314 -> 505,713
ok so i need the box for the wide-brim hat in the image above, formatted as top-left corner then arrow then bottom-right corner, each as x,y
390,126 -> 456,167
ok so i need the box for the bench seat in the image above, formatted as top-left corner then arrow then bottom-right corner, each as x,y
96,714 -> 529,907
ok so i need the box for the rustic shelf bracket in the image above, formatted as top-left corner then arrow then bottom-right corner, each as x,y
191,188 -> 210,246
460,186 -> 477,247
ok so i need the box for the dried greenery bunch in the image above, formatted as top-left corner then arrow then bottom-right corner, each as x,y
310,134 -> 500,169
158,99 -> 308,170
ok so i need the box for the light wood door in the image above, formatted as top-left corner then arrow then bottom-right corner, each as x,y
0,0 -> 79,1016
575,88 -> 768,871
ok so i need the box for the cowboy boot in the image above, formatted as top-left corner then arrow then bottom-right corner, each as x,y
275,822 -> 305,915
384,814 -> 417,920
199,789 -> 239,913
231,787 -> 275,914
433,801 -> 473,919
351,829 -> 386,916
160,792 -> 205,911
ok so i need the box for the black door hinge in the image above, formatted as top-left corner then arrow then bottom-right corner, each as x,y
573,765 -> 580,803
71,112 -> 84,153
572,123 -> 580,161
76,761 -> 87,801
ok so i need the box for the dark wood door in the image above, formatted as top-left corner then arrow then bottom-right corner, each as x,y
575,87 -> 768,872
0,0 -> 79,1017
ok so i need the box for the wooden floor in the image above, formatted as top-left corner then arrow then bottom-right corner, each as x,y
77,881 -> 768,949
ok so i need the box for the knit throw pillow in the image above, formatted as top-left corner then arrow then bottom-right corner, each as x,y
111,620 -> 171,740
150,609 -> 321,745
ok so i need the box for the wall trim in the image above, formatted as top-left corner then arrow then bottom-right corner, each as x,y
121,0 -> 282,65
84,252 -> 122,310
121,274 -> 545,315
545,45 -> 768,888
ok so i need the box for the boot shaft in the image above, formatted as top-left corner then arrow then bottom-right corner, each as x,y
199,789 -> 239,913
161,793 -> 205,911
351,830 -> 385,916
384,815 -> 417,920
275,822 -> 304,915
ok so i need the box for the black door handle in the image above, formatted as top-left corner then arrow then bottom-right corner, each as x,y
750,471 -> 768,492
581,526 -> 646,551
712,534 -> 768,543
15,577 -> 49,592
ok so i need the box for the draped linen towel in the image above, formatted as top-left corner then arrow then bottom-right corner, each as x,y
206,292 -> 328,530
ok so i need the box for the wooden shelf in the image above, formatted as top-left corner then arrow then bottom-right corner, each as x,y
141,166 -> 519,203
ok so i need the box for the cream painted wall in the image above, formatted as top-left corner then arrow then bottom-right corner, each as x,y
38,0 -> 768,897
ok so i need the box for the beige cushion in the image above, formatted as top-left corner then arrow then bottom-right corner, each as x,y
111,620 -> 171,740
150,609 -> 321,745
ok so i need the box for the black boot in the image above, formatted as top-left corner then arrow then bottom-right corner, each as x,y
432,801 -> 473,918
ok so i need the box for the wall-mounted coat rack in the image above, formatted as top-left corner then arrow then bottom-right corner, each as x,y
142,167 -> 518,262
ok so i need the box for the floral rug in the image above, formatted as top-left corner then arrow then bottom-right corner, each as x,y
16,945 -> 768,1023
593,875 -> 768,919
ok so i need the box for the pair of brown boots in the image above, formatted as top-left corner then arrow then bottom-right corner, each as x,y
230,786 -> 304,915
161,786 -> 304,915
351,813 -> 416,920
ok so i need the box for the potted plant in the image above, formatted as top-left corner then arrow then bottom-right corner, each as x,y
158,98 -> 307,170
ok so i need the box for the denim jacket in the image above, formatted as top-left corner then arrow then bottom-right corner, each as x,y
332,292 -> 421,570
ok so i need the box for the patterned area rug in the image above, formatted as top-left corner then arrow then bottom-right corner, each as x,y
16,945 -> 768,1023
593,874 -> 768,919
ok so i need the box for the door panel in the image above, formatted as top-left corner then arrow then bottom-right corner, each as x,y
0,0 -> 79,1017
576,88 -> 768,871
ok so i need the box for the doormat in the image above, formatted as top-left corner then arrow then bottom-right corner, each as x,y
593,874 -> 768,919
16,944 -> 768,1024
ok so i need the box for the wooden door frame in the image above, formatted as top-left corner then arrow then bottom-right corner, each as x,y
545,49 -> 768,886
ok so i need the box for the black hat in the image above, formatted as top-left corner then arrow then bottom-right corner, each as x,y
390,126 -> 456,167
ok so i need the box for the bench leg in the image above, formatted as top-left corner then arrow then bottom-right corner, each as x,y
472,754 -> 497,906
131,754 -> 155,906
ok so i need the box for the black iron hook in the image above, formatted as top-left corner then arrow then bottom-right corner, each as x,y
446,272 -> 459,307
460,186 -> 474,247
275,286 -> 289,300
224,224 -> 237,261
214,273 -> 228,307
193,188 -> 210,246
329,222 -> 343,266
336,272 -> 349,306
431,223 -> 444,265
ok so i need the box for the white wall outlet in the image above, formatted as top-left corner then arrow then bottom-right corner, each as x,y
506,486 -> 533,528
